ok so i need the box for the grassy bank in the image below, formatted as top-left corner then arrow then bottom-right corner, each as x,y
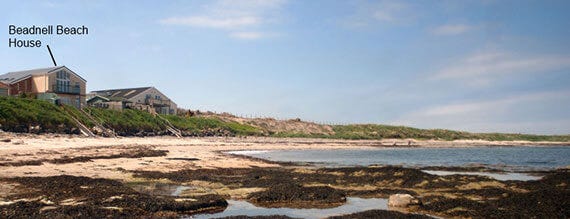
0,96 -> 261,136
0,96 -> 79,133
272,124 -> 570,142
83,108 -> 263,136
0,96 -> 568,141
329,124 -> 570,142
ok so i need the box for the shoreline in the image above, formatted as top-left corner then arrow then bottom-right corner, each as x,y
0,132 -> 567,179
1,132 -> 569,150
1,132 -> 569,218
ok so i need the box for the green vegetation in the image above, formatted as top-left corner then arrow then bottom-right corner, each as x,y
326,125 -> 570,141
331,124 -> 471,140
84,107 -> 263,136
271,124 -> 570,142
0,96 -> 568,141
162,115 -> 262,136
270,124 -> 570,142
0,96 -> 77,133
0,96 -> 262,136
85,108 -> 166,134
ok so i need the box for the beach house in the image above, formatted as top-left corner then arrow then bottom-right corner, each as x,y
88,87 -> 177,115
0,82 -> 9,96
0,66 -> 87,108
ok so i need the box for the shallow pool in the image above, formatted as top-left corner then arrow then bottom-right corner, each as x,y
191,197 -> 389,219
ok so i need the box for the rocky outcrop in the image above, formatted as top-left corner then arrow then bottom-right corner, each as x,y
388,194 -> 422,207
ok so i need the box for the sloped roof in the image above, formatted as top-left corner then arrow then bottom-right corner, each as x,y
86,95 -> 110,103
0,66 -> 86,84
91,87 -> 152,100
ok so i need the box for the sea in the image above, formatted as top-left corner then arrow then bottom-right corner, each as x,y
229,146 -> 570,171
190,146 -> 569,218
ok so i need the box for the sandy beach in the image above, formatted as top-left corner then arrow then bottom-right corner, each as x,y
1,132 -> 568,218
1,132 -> 568,178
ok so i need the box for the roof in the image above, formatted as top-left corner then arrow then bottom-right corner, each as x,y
0,66 -> 87,84
86,95 -> 110,103
91,87 -> 153,100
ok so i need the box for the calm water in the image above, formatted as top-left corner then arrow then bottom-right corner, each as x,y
129,183 -> 393,219
191,197 -> 388,219
232,146 -> 570,171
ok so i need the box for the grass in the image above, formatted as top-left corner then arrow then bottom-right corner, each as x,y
0,96 -> 568,141
0,96 -> 262,136
270,124 -> 570,142
0,96 -> 77,133
331,124 -> 570,142
84,108 -> 263,136
85,108 -> 165,134
331,124 -> 471,140
162,115 -> 263,136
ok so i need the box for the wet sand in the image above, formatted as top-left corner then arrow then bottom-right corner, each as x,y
0,132 -> 568,218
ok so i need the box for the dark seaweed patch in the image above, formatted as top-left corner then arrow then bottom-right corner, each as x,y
247,183 -> 346,208
0,175 -> 227,218
133,166 -> 570,218
0,149 -> 168,166
327,209 -> 434,219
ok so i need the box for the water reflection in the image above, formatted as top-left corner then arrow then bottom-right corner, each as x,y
129,183 -> 193,196
192,197 -> 388,219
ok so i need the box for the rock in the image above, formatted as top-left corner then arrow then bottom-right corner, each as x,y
92,126 -> 104,134
29,125 -> 41,134
1,139 -> 11,143
388,194 -> 421,207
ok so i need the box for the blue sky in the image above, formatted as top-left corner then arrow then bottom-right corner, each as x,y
1,0 -> 570,134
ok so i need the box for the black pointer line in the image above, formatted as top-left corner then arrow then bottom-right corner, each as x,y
47,45 -> 57,66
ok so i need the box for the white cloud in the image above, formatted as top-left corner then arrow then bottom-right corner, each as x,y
229,31 -> 268,40
371,1 -> 407,22
431,24 -> 474,35
43,1 -> 58,8
392,90 -> 570,134
159,16 -> 260,29
159,0 -> 286,39
433,51 -> 570,84
372,11 -> 394,22
210,0 -> 286,14
343,0 -> 414,27
421,91 -> 566,116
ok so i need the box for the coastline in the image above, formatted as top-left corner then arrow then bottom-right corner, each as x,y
1,132 -> 569,218
1,132 -> 569,150
1,132 -> 568,179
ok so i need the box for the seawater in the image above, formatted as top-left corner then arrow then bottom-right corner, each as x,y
232,146 -> 570,171
191,197 -> 389,219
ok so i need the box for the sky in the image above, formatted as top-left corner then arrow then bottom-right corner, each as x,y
1,0 -> 570,134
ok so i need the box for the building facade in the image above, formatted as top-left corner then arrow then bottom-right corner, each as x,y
0,82 -> 9,96
0,66 -> 87,108
89,87 -> 177,115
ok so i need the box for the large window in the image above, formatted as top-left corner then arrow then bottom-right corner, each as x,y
55,70 -> 70,93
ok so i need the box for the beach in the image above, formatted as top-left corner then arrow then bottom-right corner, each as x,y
1,133 -> 567,178
0,132 -> 569,218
